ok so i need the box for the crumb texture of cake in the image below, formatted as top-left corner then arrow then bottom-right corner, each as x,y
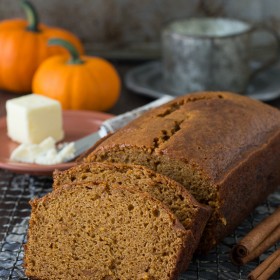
84,91 -> 280,252
53,161 -> 211,247
24,183 -> 193,280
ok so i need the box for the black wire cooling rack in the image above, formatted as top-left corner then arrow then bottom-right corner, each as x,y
0,168 -> 279,280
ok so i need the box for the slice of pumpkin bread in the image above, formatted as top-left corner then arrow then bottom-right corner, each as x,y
84,91 -> 280,252
53,162 -> 211,247
25,182 -> 193,280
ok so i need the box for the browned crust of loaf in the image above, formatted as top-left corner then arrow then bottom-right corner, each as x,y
53,162 -> 212,244
212,130 -> 280,246
85,91 -> 280,182
25,182 -> 194,279
194,128 -> 280,252
83,91 -> 280,252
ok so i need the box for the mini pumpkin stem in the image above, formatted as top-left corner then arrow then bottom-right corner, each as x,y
21,0 -> 40,32
48,38 -> 84,64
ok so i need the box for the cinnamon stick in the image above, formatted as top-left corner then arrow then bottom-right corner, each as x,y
231,207 -> 280,265
248,247 -> 280,280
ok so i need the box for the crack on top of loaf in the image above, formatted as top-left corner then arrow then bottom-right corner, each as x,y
151,120 -> 184,152
157,99 -> 185,117
157,93 -> 224,118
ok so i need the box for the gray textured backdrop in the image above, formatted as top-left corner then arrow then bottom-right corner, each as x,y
0,0 -> 279,58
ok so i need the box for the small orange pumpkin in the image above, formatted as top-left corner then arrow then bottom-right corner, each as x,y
32,38 -> 121,112
0,0 -> 84,93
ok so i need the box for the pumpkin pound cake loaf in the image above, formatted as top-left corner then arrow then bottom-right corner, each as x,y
25,182 -> 193,280
85,91 -> 280,252
53,162 -> 211,247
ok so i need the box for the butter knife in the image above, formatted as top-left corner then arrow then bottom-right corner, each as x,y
68,95 -> 174,161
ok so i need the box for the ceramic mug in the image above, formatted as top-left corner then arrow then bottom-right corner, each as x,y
162,17 -> 280,95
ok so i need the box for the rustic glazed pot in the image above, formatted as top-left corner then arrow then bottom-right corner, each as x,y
162,17 -> 278,95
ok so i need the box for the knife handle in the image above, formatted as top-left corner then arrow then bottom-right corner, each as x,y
100,95 -> 174,134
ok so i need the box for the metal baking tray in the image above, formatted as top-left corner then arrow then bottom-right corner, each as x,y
0,169 -> 279,279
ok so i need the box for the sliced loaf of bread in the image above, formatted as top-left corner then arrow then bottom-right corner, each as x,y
84,91 -> 280,252
53,162 -> 211,246
25,182 -> 193,280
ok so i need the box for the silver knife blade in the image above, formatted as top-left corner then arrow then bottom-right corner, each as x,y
67,95 -> 174,161
72,129 -> 105,158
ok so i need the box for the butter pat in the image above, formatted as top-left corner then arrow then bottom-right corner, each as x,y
6,94 -> 64,144
10,137 -> 75,165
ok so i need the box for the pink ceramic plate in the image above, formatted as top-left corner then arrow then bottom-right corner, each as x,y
0,110 -> 113,176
